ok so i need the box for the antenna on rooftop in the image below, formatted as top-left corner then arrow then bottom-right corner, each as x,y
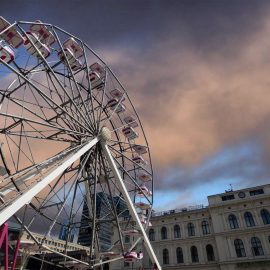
225,184 -> 233,193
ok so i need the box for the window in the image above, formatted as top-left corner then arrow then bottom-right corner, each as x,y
221,194 -> 235,201
174,225 -> 181,238
124,235 -> 130,243
176,247 -> 184,263
191,246 -> 199,262
149,229 -> 155,241
251,237 -> 264,256
202,220 -> 210,235
161,227 -> 167,240
261,209 -> 270,225
250,189 -> 264,196
187,223 -> 195,236
244,212 -> 255,227
228,214 -> 239,229
163,248 -> 169,264
206,244 -> 215,261
124,262 -> 130,267
234,239 -> 246,257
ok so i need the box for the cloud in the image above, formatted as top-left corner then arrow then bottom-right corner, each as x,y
99,11 -> 270,193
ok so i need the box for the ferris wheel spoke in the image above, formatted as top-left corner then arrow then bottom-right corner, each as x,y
80,45 -> 97,130
43,70 -> 93,133
0,112 -> 89,139
0,137 -> 99,227
108,144 -> 152,175
0,19 -> 158,269
112,157 -> 152,205
0,59 -> 93,134
52,28 -> 95,131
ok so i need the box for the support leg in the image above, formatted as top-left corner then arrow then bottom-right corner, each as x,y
101,142 -> 161,270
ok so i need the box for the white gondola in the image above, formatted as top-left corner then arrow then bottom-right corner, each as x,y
124,116 -> 138,128
58,47 -> 82,71
137,185 -> 152,197
29,20 -> 55,46
122,127 -> 138,140
58,37 -> 83,71
0,16 -> 24,48
24,32 -> 51,58
122,229 -> 141,236
140,218 -> 152,227
107,98 -> 126,113
135,202 -> 151,210
138,172 -> 152,182
132,155 -> 147,166
124,251 -> 143,262
0,43 -> 15,63
132,145 -> 148,155
110,88 -> 124,99
89,62 -> 105,90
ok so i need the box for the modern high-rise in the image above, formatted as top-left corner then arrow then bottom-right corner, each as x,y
58,219 -> 75,242
78,192 -> 128,251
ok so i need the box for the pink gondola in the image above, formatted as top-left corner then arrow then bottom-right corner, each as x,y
124,251 -> 143,262
107,98 -> 126,113
110,88 -> 124,99
24,31 -> 51,58
29,20 -> 55,46
0,43 -> 15,63
58,38 -> 83,71
132,156 -> 147,166
132,145 -> 148,155
58,47 -> 82,71
137,185 -> 152,197
89,62 -> 105,89
122,127 -> 138,140
138,173 -> 152,182
0,16 -> 24,48
135,202 -> 151,210
124,116 -> 138,128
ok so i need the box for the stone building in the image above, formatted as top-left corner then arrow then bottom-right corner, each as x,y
112,184 -> 270,270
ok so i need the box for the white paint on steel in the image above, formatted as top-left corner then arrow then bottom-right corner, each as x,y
0,137 -> 98,226
101,142 -> 161,270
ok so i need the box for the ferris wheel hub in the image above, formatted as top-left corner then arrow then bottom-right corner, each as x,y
99,126 -> 111,142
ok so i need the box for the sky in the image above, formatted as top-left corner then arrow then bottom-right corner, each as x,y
2,0 -> 270,211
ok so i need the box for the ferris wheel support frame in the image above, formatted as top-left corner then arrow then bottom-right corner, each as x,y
101,142 -> 162,270
0,137 -> 99,227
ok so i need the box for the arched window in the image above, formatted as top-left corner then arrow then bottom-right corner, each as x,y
202,220 -> 210,235
244,212 -> 255,227
206,244 -> 215,261
161,227 -> 167,240
191,246 -> 199,262
174,225 -> 181,239
149,229 -> 155,241
187,223 -> 195,236
251,237 -> 264,256
163,248 -> 169,264
228,214 -> 239,229
261,209 -> 270,225
234,239 -> 246,257
176,247 -> 184,263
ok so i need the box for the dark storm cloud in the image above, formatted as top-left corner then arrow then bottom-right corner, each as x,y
2,0 -> 270,197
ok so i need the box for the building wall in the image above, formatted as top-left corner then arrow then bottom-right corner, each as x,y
111,184 -> 270,270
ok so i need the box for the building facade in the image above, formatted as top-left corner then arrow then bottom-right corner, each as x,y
112,184 -> 270,270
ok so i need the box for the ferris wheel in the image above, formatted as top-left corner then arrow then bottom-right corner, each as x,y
0,18 -> 161,269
